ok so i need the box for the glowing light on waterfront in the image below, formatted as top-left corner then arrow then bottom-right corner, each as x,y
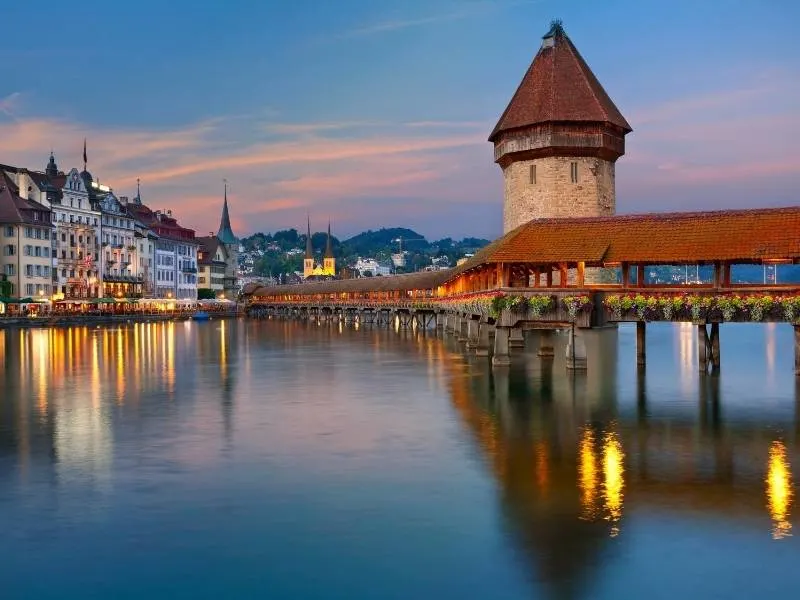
578,426 -> 599,520
603,430 -> 625,536
766,440 -> 793,540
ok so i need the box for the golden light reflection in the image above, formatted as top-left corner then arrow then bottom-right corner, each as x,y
578,426 -> 599,520
578,425 -> 625,536
603,430 -> 625,537
220,319 -> 228,379
766,440 -> 793,540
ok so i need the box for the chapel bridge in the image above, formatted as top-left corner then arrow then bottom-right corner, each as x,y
243,206 -> 800,375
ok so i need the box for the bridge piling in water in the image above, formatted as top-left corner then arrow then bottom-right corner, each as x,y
466,319 -> 480,349
475,322 -> 492,357
636,322 -> 646,367
492,326 -> 511,367
566,327 -> 587,370
537,330 -> 555,358
795,325 -> 800,376
509,327 -> 525,349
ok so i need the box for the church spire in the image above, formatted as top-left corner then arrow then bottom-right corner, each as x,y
217,179 -> 237,244
325,221 -> 334,258
305,216 -> 314,259
45,151 -> 58,177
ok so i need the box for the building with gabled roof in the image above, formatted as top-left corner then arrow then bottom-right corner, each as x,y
0,171 -> 55,300
491,21 -> 631,233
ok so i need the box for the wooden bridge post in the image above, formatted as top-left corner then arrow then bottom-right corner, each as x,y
636,321 -> 646,367
710,322 -> 721,371
537,329 -> 555,358
492,326 -> 511,367
697,324 -> 710,372
794,325 -> 799,376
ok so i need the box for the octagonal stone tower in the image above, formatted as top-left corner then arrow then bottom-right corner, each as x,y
490,21 -> 632,233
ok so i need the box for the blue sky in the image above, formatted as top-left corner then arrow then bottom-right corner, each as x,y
0,0 -> 798,240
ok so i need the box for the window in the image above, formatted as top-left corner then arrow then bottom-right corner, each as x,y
26,265 -> 33,276
4,264 -> 14,276
3,226 -> 13,237
26,284 -> 34,296
529,164 -> 536,184
35,265 -> 42,277
570,161 -> 578,183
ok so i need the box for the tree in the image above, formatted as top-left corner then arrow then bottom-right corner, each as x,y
197,288 -> 216,300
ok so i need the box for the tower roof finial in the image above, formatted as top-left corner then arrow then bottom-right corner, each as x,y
543,19 -> 564,39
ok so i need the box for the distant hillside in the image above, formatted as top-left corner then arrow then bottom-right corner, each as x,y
341,228 -> 428,255
240,226 -> 490,277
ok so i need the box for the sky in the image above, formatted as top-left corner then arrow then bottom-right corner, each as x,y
0,0 -> 798,240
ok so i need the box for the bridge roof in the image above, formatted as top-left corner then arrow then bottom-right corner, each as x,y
450,206 -> 800,277
249,269 -> 452,297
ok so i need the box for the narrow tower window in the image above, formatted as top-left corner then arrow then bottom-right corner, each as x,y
570,162 -> 578,183
529,164 -> 536,184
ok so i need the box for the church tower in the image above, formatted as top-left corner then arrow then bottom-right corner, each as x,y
303,217 -> 314,279
217,181 -> 239,297
323,221 -> 335,276
490,21 -> 632,233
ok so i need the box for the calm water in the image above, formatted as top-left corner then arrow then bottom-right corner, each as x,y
0,319 -> 798,599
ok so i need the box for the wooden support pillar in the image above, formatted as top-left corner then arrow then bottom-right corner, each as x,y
713,261 -> 722,289
710,322 -> 720,370
546,269 -> 553,288
636,264 -> 645,287
559,264 -> 568,288
475,322 -> 492,357
722,262 -> 731,288
636,321 -> 646,367
492,326 -> 511,367
533,268 -> 541,287
537,329 -> 554,359
577,261 -> 585,288
698,324 -> 710,372
622,263 -> 630,287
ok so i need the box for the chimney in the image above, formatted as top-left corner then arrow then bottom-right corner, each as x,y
119,196 -> 129,205
167,209 -> 173,217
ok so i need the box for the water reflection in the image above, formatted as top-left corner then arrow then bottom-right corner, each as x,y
0,320 -> 798,599
766,440 -> 793,539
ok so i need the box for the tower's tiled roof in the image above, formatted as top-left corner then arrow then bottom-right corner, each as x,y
489,22 -> 631,142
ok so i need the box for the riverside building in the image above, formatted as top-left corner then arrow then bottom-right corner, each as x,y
0,172 -> 55,298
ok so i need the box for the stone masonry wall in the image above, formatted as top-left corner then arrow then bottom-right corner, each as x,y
502,156 -> 616,233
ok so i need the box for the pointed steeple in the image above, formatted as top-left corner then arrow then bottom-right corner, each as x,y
325,221 -> 334,258
45,151 -> 58,177
305,216 -> 314,259
489,20 -> 631,142
217,179 -> 237,244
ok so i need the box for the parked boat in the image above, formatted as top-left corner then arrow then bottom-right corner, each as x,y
192,311 -> 210,321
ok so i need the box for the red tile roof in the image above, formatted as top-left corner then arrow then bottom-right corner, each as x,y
453,206 -> 800,273
489,23 -> 631,142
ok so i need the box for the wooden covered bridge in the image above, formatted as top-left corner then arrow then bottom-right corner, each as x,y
243,206 -> 800,374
